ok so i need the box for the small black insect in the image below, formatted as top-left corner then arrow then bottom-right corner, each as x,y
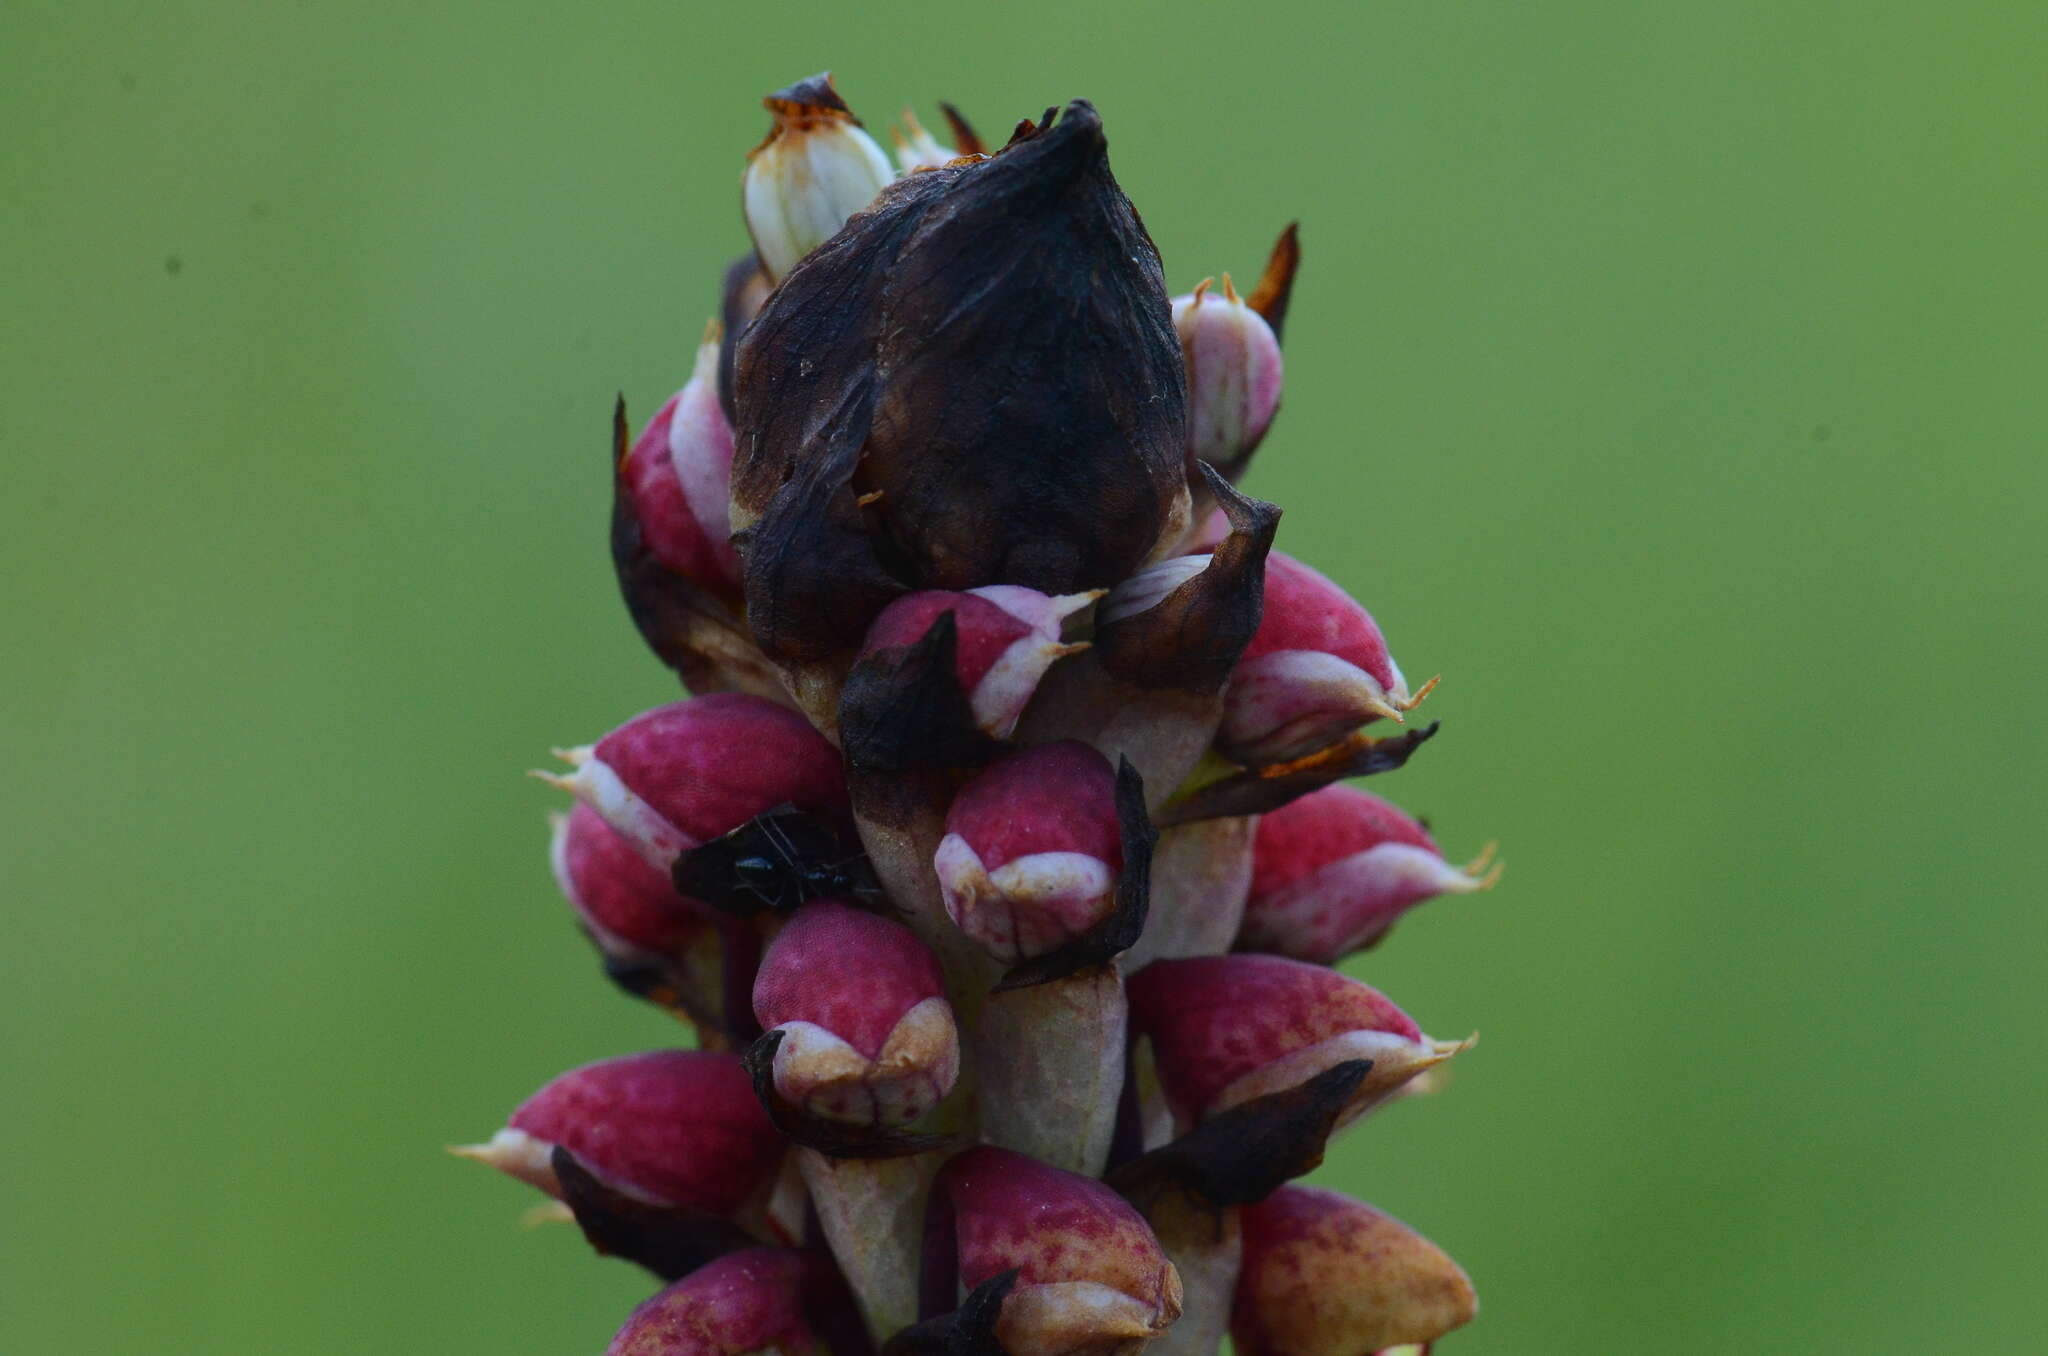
670,804 -> 882,917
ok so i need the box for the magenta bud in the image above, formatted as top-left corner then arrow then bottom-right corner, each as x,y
621,332 -> 742,598
1240,786 -> 1499,962
934,741 -> 1124,961
863,586 -> 1096,739
937,1146 -> 1183,1356
607,1248 -> 845,1356
553,803 -> 716,961
1219,552 -> 1433,764
1173,275 -> 1283,478
540,693 -> 849,871
455,1051 -> 786,1229
1232,1187 -> 1476,1356
1126,954 -> 1466,1130
752,901 -> 960,1126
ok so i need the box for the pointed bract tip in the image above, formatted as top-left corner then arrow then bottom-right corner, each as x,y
1245,223 -> 1302,338
763,72 -> 852,120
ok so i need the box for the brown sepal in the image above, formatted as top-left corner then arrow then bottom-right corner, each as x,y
1098,464 -> 1280,694
762,72 -> 857,125
882,1268 -> 1017,1356
595,950 -> 730,1051
741,1030 -> 957,1160
717,252 -> 771,425
992,757 -> 1154,992
1158,722 -> 1441,828
1107,1060 -> 1372,1213
938,102 -> 985,156
550,1145 -> 754,1281
840,611 -> 996,773
1244,223 -> 1300,343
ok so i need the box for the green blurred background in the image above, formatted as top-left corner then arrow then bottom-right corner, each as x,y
5,0 -> 2044,1350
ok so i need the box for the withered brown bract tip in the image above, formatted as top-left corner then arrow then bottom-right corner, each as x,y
765,71 -> 851,117
1246,222 -> 1302,341
550,1146 -> 754,1280
938,100 -> 985,155
882,1269 -> 1017,1356
1158,721 -> 1442,827
1098,464 -> 1281,694
1107,1061 -> 1373,1211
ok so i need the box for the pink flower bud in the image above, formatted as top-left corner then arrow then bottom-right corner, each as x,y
455,1051 -> 786,1227
607,1248 -> 846,1356
751,901 -> 959,1126
620,332 -> 742,598
1172,275 -> 1283,478
1219,552 -> 1433,765
553,803 -> 716,960
1126,954 -> 1465,1130
863,586 -> 1096,739
744,74 -> 895,283
936,1146 -> 1183,1356
1232,1187 -> 1476,1356
541,694 -> 849,871
1240,786 -> 1500,962
934,741 -> 1124,962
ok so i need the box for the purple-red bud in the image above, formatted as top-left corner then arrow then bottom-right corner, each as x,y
1173,276 -> 1283,480
1240,786 -> 1499,962
542,694 -> 849,871
553,803 -> 716,960
607,1248 -> 846,1356
455,1051 -> 786,1230
934,741 -> 1124,961
1232,1187 -> 1476,1356
620,332 -> 742,599
1126,954 -> 1465,1130
752,900 -> 959,1126
935,1146 -> 1183,1356
1219,552 -> 1432,764
743,75 -> 894,284
863,587 -> 1095,739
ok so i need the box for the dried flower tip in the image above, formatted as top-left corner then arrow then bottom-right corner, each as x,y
743,73 -> 894,284
892,108 -> 955,173
752,900 -> 960,1126
934,1146 -> 1183,1356
1126,954 -> 1465,1130
863,587 -> 1096,739
539,694 -> 848,872
1173,274 -> 1283,482
619,330 -> 742,597
453,1051 -> 785,1225
1240,785 -> 1499,962
608,1248 -> 846,1356
1218,552 -> 1431,765
1232,1187 -> 1476,1356
731,100 -> 1190,662
935,741 -> 1124,962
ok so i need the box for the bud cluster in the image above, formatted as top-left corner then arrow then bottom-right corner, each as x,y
460,72 -> 1500,1355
